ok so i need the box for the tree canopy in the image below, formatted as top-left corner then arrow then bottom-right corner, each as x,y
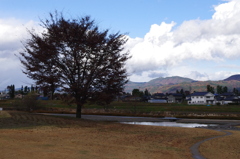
207,85 -> 215,94
132,89 -> 143,97
19,12 -> 130,118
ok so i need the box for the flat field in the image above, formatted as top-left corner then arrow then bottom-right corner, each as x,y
1,111 -> 236,159
2,100 -> 240,121
3,100 -> 240,113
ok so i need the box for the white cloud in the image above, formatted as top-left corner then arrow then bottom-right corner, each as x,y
185,71 -> 210,81
126,0 -> 240,82
148,71 -> 168,78
208,71 -> 238,81
0,18 -> 43,89
212,0 -> 239,20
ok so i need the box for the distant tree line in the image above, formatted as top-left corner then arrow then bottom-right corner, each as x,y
207,84 -> 239,94
6,84 -> 40,99
131,89 -> 151,97
175,88 -> 187,95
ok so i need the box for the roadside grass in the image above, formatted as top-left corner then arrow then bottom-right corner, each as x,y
0,111 -> 225,159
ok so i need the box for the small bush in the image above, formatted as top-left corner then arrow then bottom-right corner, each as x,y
22,93 -> 41,111
12,99 -> 22,108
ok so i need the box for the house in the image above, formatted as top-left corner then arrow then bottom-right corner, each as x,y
167,93 -> 184,103
186,95 -> 191,101
149,93 -> 168,103
15,94 -> 23,99
151,93 -> 166,99
215,92 -> 239,105
214,95 -> 224,105
223,96 -> 239,105
148,99 -> 167,103
188,92 -> 215,105
0,92 -> 9,100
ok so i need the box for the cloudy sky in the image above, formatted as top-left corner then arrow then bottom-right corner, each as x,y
1,0 -> 240,89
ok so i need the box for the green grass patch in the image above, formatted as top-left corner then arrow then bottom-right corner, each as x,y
84,101 -> 240,113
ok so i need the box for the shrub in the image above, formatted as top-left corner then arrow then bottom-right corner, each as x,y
22,93 -> 41,111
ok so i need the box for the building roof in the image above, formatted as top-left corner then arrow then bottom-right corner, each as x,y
220,92 -> 236,96
190,92 -> 213,96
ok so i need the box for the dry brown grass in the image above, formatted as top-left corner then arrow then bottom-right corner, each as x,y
0,111 -> 225,159
199,130 -> 240,159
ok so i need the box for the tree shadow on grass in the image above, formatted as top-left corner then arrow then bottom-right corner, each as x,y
0,111 -> 98,129
0,112 -> 54,129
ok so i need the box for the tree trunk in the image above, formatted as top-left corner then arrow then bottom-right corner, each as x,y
51,91 -> 54,100
76,103 -> 82,118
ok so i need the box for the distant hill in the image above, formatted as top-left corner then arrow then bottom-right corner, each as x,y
124,76 -> 197,93
156,80 -> 240,94
124,75 -> 240,94
224,74 -> 240,81
146,76 -> 196,86
124,81 -> 147,93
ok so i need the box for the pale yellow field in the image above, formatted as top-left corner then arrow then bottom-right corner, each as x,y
0,111 -> 235,159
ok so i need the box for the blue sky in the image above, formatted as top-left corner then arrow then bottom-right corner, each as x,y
0,0 -> 221,38
1,0 -> 240,89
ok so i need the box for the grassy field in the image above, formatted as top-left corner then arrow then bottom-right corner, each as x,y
0,111 -> 231,159
2,99 -> 240,112
2,99 -> 240,120
199,130 -> 240,159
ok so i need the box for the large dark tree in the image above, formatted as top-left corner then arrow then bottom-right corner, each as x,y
19,12 -> 130,118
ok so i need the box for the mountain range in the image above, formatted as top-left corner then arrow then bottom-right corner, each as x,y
124,74 -> 240,94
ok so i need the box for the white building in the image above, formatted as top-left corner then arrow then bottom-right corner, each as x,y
188,92 -> 215,105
